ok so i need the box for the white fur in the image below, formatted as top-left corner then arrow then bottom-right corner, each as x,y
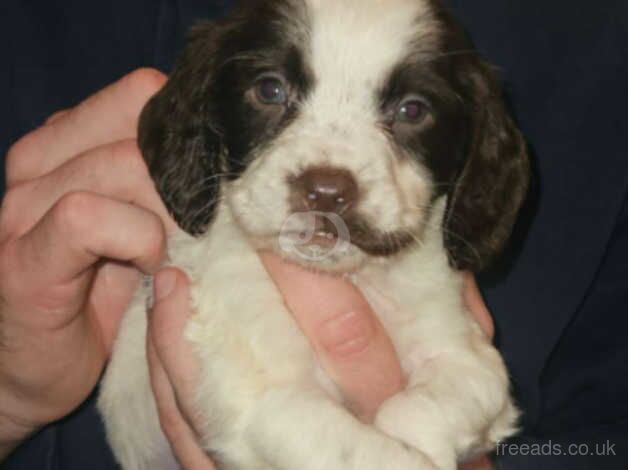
99,200 -> 517,470
99,1 -> 518,468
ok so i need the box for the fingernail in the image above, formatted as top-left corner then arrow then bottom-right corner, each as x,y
319,311 -> 374,358
154,270 -> 177,302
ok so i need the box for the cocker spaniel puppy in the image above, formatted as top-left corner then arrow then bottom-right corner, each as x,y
99,0 -> 530,469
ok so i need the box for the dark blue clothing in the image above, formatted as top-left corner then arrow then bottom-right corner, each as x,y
2,0 -> 627,468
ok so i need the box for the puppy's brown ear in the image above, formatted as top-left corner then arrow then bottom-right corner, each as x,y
139,22 -> 225,235
444,61 -> 530,272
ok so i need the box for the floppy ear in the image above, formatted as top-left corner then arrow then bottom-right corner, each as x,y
444,61 -> 530,272
138,22 -> 225,235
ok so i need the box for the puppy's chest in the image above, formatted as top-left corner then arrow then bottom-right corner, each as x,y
354,255 -> 468,374
166,227 -> 316,395
168,216 -> 465,400
353,269 -> 459,376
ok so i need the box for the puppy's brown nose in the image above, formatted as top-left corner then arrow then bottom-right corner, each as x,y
291,167 -> 359,214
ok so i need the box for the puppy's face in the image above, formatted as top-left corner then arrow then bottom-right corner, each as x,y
140,0 -> 529,272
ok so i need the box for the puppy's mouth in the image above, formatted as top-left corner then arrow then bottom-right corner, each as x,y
275,211 -> 416,268
345,218 -> 416,257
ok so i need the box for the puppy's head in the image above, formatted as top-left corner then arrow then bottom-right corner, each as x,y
140,0 -> 529,272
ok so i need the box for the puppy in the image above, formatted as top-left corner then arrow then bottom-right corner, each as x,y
98,0 -> 530,469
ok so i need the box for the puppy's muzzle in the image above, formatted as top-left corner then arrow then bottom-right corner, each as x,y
289,166 -> 359,215
285,165 -> 414,258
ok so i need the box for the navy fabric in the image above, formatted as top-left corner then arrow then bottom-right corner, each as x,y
445,2 -> 628,467
448,0 -> 628,429
2,0 -> 627,468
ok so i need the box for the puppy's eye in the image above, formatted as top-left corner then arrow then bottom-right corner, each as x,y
255,76 -> 288,105
395,97 -> 429,124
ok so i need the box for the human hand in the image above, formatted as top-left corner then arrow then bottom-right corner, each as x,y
462,272 -> 495,341
459,455 -> 494,470
148,260 -> 494,469
0,69 -> 174,459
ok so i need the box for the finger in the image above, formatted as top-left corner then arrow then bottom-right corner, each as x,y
6,68 -> 166,185
147,337 -> 216,470
462,272 -> 495,340
148,269 -> 215,469
148,268 -> 199,421
260,252 -> 405,422
89,262 -> 142,354
45,108 -> 71,125
2,139 -> 174,237
4,192 -> 166,313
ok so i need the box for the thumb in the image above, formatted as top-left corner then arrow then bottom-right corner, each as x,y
148,268 -> 215,470
260,252 -> 405,422
149,268 -> 199,416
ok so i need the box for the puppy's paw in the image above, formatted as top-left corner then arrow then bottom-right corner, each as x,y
374,393 -> 456,470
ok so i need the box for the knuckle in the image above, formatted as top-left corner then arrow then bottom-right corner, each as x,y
5,133 -> 37,183
123,68 -> 167,101
44,108 -> 70,125
53,191 -> 96,232
319,311 -> 375,358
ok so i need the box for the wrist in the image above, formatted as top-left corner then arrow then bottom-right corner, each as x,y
0,411 -> 38,461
